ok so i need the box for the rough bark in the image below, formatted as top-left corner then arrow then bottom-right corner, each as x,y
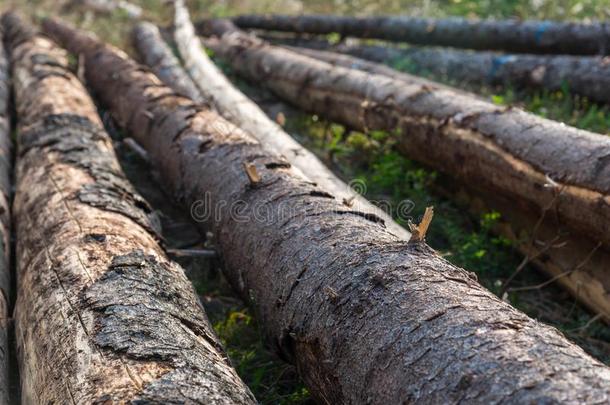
200,20 -> 610,319
231,14 -> 610,55
164,1 -> 409,240
0,20 -> 10,405
245,37 -> 467,95
266,36 -> 610,104
241,42 -> 610,324
44,18 -> 610,405
132,21 -> 204,103
4,13 -> 255,404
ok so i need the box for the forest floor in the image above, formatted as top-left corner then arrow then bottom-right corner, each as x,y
3,0 -> 610,403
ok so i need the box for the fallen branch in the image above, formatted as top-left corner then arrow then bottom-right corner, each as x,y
5,13 -> 254,404
232,14 -> 610,54
135,3 -> 410,239
44,17 -> 610,404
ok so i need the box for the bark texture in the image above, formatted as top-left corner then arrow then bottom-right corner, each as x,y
5,13 -> 255,404
201,20 -> 610,319
268,37 -> 610,104
232,14 -> 610,55
167,1 -> 410,240
132,21 -> 204,103
256,41 -> 610,322
0,21 -> 11,405
44,18 -> 610,405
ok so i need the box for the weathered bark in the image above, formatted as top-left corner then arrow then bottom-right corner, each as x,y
44,18 -> 610,404
132,22 -> 204,103
243,42 -> 610,323
0,21 -> 10,405
201,20 -> 610,319
245,38 -> 466,95
267,36 -> 610,104
161,1 -> 409,239
4,13 -> 255,404
231,14 -> 610,55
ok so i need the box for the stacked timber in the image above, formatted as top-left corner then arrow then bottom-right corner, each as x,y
3,12 -> 255,404
44,18 -> 610,404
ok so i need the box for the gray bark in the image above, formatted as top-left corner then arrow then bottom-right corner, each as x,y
44,17 -> 610,405
271,43 -> 610,319
266,36 -> 610,104
4,12 -> 255,404
231,14 -> 610,55
0,17 -> 10,405
132,22 -> 204,103
200,20 -> 610,320
137,2 -> 408,240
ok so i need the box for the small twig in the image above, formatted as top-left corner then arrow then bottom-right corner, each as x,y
408,206 -> 434,243
500,234 -> 561,296
243,162 -> 261,185
123,137 -> 150,163
507,242 -> 602,294
166,248 -> 218,259
77,53 -> 85,83
568,313 -> 604,333
500,187 -> 564,293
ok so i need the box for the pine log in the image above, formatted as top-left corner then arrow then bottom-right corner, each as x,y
43,18 -> 610,404
4,13 -> 255,404
132,22 -> 204,103
231,14 -> 610,55
200,20 -> 610,318
277,43 -> 610,319
266,36 -> 610,104
154,1 -> 408,239
0,19 -> 10,405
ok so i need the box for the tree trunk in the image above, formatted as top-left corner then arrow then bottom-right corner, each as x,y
229,39 -> 610,323
4,13 -> 255,404
44,17 -> 610,405
139,1 -> 408,240
266,36 -> 610,105
200,20 -> 610,319
0,21 -> 10,405
231,14 -> 610,55
132,22 -> 204,103
242,37 -> 468,95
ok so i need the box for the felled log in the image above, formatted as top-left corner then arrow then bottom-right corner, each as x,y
267,37 -> 610,104
231,14 -> 610,55
210,38 -> 610,321
200,20 -> 610,319
4,13 -> 255,404
132,22 -> 204,103
0,21 -> 10,405
145,1 -> 407,239
44,18 -> 610,404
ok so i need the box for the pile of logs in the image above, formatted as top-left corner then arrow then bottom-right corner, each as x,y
0,3 -> 607,404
